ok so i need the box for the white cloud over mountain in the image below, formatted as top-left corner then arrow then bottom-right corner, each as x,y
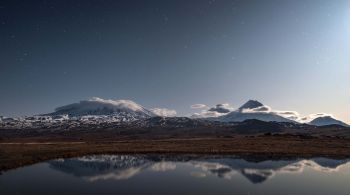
190,100 -> 340,124
275,110 -> 301,121
150,108 -> 177,117
192,110 -> 227,118
191,103 -> 234,118
240,105 -> 271,113
88,97 -> 146,112
307,113 -> 334,120
208,103 -> 234,113
276,112 -> 336,123
240,106 -> 336,123
51,97 -> 155,117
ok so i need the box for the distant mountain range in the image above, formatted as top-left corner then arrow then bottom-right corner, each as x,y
0,98 -> 348,131
201,99 -> 348,127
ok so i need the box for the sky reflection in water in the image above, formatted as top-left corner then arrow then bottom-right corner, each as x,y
1,155 -> 350,195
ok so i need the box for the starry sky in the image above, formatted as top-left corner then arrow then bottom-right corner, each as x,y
1,0 -> 349,122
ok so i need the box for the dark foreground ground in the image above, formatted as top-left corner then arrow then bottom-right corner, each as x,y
2,135 -> 350,172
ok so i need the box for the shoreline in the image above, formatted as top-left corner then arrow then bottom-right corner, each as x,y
2,135 -> 350,172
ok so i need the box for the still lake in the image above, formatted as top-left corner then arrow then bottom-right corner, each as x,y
1,155 -> 350,195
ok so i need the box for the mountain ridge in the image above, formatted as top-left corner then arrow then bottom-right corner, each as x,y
1,98 -> 348,129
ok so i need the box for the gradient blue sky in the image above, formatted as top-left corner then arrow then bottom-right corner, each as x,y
0,0 -> 349,122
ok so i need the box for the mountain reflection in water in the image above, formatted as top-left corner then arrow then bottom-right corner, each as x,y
48,155 -> 349,184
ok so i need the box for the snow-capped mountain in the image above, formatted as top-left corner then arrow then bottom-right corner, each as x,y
238,100 -> 265,111
217,100 -> 294,123
197,100 -> 348,126
309,116 -> 349,127
1,98 -> 349,130
0,98 -> 178,130
47,97 -> 155,118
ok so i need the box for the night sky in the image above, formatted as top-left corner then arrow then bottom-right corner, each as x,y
1,0 -> 349,122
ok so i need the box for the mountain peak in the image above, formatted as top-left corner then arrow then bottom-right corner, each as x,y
309,116 -> 349,127
48,98 -> 155,117
239,100 -> 264,111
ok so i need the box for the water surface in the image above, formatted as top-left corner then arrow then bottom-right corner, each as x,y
1,155 -> 350,195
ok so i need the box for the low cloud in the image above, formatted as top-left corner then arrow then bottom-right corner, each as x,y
309,113 -> 333,118
276,111 -> 334,123
190,101 -> 337,124
278,111 -> 299,115
150,108 -> 177,117
55,97 -> 145,113
239,105 -> 307,122
191,103 -> 234,118
208,103 -> 234,113
241,105 -> 271,113
305,113 -> 334,122
275,110 -> 301,121
191,104 -> 207,109
191,110 -> 227,118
